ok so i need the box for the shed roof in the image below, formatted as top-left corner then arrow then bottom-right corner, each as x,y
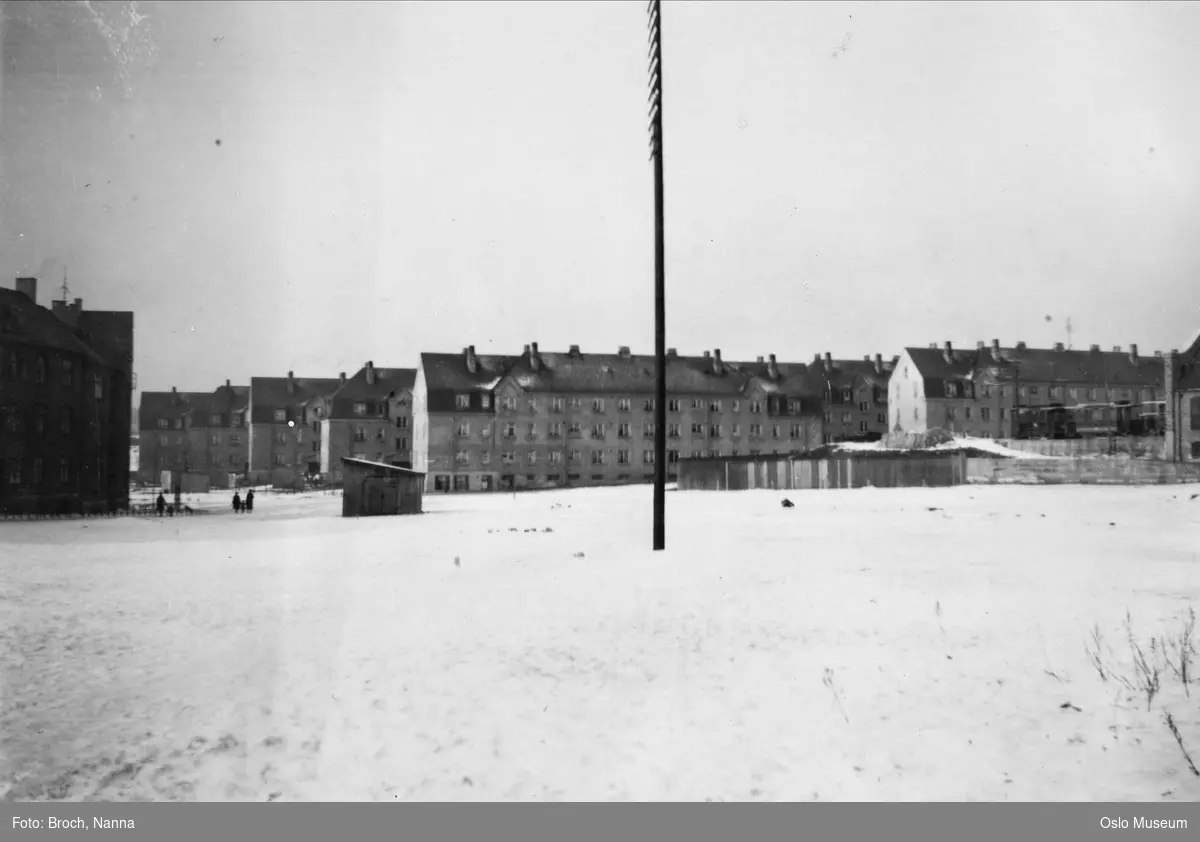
340,456 -> 425,476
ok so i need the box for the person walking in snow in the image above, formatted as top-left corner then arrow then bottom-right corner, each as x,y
244,489 -> 254,514
156,492 -> 166,517
233,492 -> 242,514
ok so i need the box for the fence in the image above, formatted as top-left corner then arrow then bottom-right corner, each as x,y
677,451 -> 968,491
967,457 -> 1200,485
995,436 -> 1168,460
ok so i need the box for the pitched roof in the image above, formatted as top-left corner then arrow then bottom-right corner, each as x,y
420,348 -> 823,397
138,390 -> 211,427
341,456 -> 424,475
0,287 -> 109,365
810,356 -> 897,390
329,366 -> 416,407
1174,331 -> 1200,391
250,375 -> 342,410
905,345 -> 1164,387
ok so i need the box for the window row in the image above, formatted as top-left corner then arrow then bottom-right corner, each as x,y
458,395 -> 798,415
3,406 -> 77,435
4,456 -> 76,485
452,421 -> 815,440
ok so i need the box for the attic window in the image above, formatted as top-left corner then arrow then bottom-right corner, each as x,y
354,403 -> 367,415
455,395 -> 470,410
274,410 -> 287,423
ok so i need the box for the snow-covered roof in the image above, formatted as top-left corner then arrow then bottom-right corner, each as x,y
340,457 -> 425,476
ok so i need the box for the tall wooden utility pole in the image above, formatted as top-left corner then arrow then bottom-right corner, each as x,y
647,0 -> 667,551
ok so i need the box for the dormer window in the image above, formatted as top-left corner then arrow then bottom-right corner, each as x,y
455,395 -> 470,410
354,402 -> 367,415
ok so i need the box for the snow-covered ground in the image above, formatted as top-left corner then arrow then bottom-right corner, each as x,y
2,484 -> 1198,802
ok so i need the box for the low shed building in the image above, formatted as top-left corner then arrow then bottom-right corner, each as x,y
340,457 -> 424,517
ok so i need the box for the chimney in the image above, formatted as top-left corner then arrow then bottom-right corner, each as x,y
757,356 -> 765,364
618,345 -> 631,359
225,379 -> 231,388
14,277 -> 36,303
991,339 -> 1001,362
1112,346 -> 1122,353
568,344 -> 581,358
523,344 -> 531,354
1090,344 -> 1101,352
366,361 -> 376,385
1154,350 -> 1162,358
929,343 -> 937,349
823,352 -> 833,373
813,353 -> 821,363
466,345 -> 478,373
863,355 -> 870,362
942,341 -> 953,364
874,353 -> 883,375
713,348 -> 723,375
339,371 -> 346,385
1016,341 -> 1027,351
171,386 -> 176,393
767,353 -> 779,380
703,350 -> 711,358
1129,344 -> 1138,363
667,347 -> 677,358
530,342 -> 541,371
287,371 -> 295,395
1053,342 -> 1064,352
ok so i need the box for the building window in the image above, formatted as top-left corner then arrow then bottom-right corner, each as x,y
643,398 -> 655,412
481,395 -> 492,409
731,400 -> 741,413
858,401 -> 869,412
1190,397 -> 1200,430
457,422 -> 470,437
668,423 -> 681,438
456,450 -> 469,465
502,423 -> 516,438
643,451 -> 655,464
394,417 -> 409,430
618,423 -> 631,438
964,406 -> 973,420
273,454 -> 288,466
157,418 -> 168,429
501,451 -> 515,465
547,397 -> 563,413
58,458 -> 70,483
750,401 -> 763,414
691,423 -> 704,436
480,450 -> 491,465
789,424 -> 802,438
876,413 -> 885,424
709,424 -> 722,437
945,382 -> 958,398
618,399 -> 631,412
707,400 -> 721,412
841,389 -> 852,402
617,450 -> 630,464
667,450 -> 680,463
526,423 -> 538,438
666,399 -> 679,412
548,422 -> 563,438
61,359 -> 74,387
527,451 -> 538,465
591,450 -> 606,465
549,452 -> 562,465
980,407 -> 991,421
1192,442 -> 1200,460
434,475 -> 450,491
526,398 -> 539,413
591,423 -> 606,439
569,450 -> 581,463
455,395 -> 469,410
749,423 -> 762,437
5,458 -> 20,485
772,425 -> 782,438
353,402 -> 367,415
946,407 -> 957,421
210,434 -> 221,446
732,424 -> 741,436
592,398 -> 605,412
840,412 -> 851,423
859,421 -> 868,433
568,422 -> 582,436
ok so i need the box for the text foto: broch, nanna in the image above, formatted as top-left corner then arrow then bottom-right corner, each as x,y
12,817 -> 135,830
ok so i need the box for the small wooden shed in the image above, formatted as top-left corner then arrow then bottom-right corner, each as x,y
340,457 -> 425,517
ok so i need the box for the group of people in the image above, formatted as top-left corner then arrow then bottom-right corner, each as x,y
155,490 -> 182,517
232,489 -> 255,514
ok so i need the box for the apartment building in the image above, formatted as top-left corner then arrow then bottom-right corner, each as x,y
413,344 -> 825,493
1165,331 -> 1200,461
248,372 -> 341,487
137,381 -> 249,486
308,362 -> 416,481
890,340 -> 1165,438
0,277 -> 134,514
812,352 -> 896,442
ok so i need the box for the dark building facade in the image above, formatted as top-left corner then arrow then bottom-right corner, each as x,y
309,362 -> 417,481
248,372 -> 341,487
0,277 -> 134,514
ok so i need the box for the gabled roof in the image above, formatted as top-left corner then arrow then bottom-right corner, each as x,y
811,356 -> 897,390
420,348 -> 823,397
138,390 -> 211,427
328,366 -> 416,410
1174,331 -> 1200,391
905,345 -> 1163,387
0,287 -> 108,365
250,375 -> 342,410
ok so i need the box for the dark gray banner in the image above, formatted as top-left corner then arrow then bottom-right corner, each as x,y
2,803 -> 1196,842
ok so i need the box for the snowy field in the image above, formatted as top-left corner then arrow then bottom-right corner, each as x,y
2,484 -> 1198,802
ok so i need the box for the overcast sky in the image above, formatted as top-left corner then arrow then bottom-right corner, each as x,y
2,0 -> 1198,402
